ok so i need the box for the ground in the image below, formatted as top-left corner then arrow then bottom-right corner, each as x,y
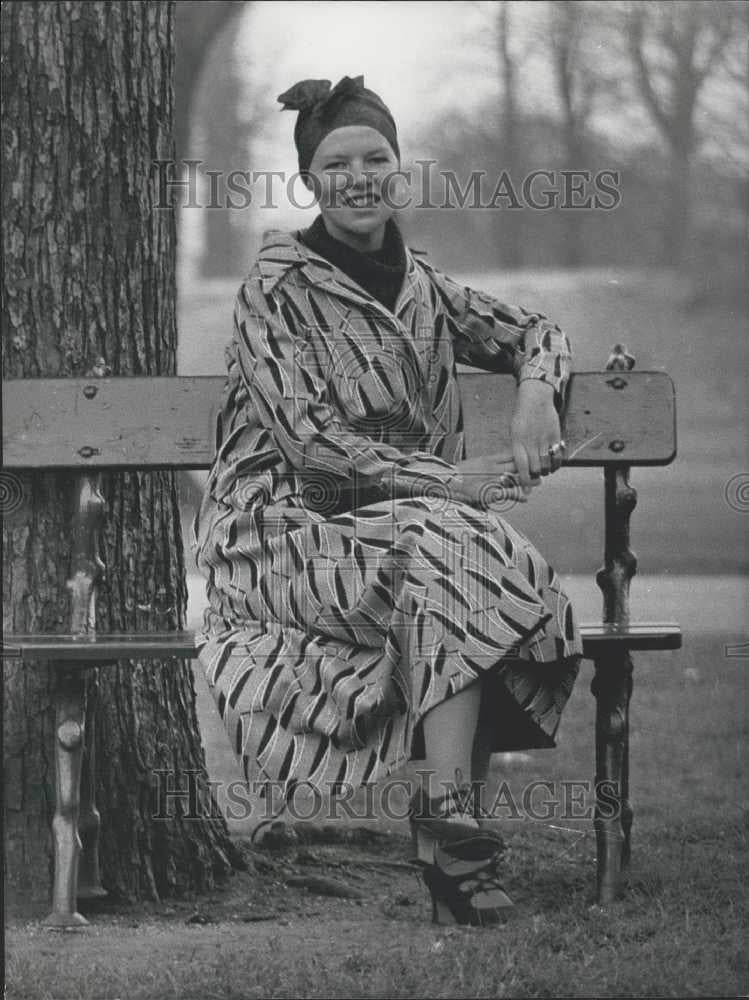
7,813 -> 747,999
6,636 -> 748,999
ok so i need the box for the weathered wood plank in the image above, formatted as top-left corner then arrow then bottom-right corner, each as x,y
460,369 -> 676,466
2,377 -> 222,469
2,371 -> 676,469
1,631 -> 199,661
579,621 -> 682,652
2,621 -> 682,662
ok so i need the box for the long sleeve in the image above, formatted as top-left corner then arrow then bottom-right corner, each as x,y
232,273 -> 463,503
420,261 -> 572,405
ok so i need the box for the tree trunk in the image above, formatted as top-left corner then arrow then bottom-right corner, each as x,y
195,14 -> 249,278
201,191 -> 247,279
562,135 -> 586,267
2,0 -> 239,910
663,143 -> 690,267
623,2 -> 730,269
174,0 -> 245,164
496,1 -> 524,269
550,0 -> 587,268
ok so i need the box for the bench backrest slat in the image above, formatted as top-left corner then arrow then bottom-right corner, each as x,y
2,371 -> 676,470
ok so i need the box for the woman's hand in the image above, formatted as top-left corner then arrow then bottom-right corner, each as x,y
452,451 -> 538,508
510,380 -> 565,492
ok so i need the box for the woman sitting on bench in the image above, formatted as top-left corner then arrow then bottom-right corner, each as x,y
193,74 -> 582,927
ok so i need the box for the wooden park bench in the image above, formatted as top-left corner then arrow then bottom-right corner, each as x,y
2,344 -> 681,928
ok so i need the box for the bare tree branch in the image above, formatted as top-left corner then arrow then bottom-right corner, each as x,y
627,3 -> 672,141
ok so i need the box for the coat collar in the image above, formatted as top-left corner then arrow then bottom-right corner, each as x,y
255,227 -> 428,321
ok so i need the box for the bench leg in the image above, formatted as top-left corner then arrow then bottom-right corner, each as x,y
591,651 -> 633,904
593,348 -> 638,901
77,672 -> 107,900
620,666 -> 634,870
44,667 -> 88,929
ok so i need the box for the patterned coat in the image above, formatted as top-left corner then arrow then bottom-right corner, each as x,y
193,230 -> 582,798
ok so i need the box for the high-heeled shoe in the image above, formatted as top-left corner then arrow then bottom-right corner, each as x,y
409,785 -> 513,925
408,783 -> 505,866
422,835 -> 514,927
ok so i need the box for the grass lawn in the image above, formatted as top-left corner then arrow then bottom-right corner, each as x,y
6,632 -> 748,999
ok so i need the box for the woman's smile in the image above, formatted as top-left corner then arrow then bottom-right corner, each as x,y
342,191 -> 382,208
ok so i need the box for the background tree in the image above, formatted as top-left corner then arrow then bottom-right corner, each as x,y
196,17 -> 248,277
175,0 -> 249,280
2,0 -> 240,907
495,0 -> 525,268
546,0 -> 598,267
624,0 -> 735,266
696,0 -> 749,277
192,10 -> 271,279
174,0 -> 246,164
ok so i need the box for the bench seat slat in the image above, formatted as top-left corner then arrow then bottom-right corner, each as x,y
2,622 -> 682,663
579,622 -> 682,652
1,632 -> 200,661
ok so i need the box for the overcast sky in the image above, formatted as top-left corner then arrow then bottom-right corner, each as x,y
240,1 -> 500,140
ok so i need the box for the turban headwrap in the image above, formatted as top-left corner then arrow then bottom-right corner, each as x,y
277,75 -> 400,174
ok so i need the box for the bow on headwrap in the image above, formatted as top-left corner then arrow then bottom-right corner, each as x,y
278,76 -> 364,115
277,75 -> 400,174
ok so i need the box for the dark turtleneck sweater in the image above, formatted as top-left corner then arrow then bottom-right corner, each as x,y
298,215 -> 407,314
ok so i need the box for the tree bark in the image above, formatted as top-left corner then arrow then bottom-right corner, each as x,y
2,0 -> 239,909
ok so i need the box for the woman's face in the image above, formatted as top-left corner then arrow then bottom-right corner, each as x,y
307,126 -> 401,250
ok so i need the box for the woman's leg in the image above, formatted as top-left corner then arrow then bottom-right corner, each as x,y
420,682 -> 482,797
412,682 -> 483,862
419,678 -> 495,811
471,712 -> 495,809
414,678 -> 513,925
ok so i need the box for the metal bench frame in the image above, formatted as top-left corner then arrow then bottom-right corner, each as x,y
2,344 -> 682,927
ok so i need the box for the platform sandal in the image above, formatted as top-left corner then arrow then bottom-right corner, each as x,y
408,784 -> 512,925
422,835 -> 514,926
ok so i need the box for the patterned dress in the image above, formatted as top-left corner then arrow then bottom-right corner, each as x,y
192,230 -> 582,801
